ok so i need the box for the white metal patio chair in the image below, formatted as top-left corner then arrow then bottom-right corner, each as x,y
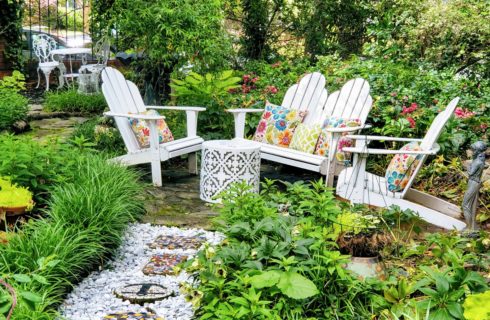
336,97 -> 466,230
33,34 -> 64,91
101,67 -> 206,186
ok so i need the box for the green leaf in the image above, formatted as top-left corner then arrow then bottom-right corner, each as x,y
20,291 -> 42,303
447,302 -> 463,319
276,272 -> 318,299
0,299 -> 12,314
32,274 -> 49,285
12,274 -> 31,283
250,270 -> 281,289
434,275 -> 449,293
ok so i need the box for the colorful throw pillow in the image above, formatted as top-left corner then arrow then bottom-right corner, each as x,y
385,142 -> 422,192
289,123 -> 322,153
129,109 -> 174,148
253,102 -> 307,147
314,117 -> 361,161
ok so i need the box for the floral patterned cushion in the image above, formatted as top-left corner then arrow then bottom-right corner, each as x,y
385,142 -> 422,192
289,123 -> 322,153
314,117 -> 361,162
129,110 -> 174,148
253,102 -> 307,147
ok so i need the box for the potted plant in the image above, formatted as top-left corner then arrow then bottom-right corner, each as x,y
0,177 -> 34,222
336,213 -> 390,279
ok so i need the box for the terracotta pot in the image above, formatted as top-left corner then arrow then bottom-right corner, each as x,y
346,256 -> 385,280
1,205 -> 28,217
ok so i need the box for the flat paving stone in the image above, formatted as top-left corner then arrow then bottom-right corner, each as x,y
142,254 -> 188,276
102,312 -> 164,320
148,235 -> 205,250
114,283 -> 174,304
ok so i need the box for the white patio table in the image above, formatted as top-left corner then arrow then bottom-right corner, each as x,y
200,139 -> 261,203
51,47 -> 92,88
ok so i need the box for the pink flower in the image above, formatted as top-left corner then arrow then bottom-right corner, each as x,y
454,107 -> 475,119
407,117 -> 416,128
251,77 -> 259,83
243,74 -> 251,83
271,61 -> 281,68
402,102 -> 418,115
390,92 -> 397,97
481,124 -> 488,131
266,85 -> 278,94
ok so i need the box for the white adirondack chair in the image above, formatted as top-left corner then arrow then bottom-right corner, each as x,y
228,73 -> 373,186
336,97 -> 466,230
101,67 -> 205,186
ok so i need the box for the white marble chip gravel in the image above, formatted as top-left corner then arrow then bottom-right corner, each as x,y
59,223 -> 224,320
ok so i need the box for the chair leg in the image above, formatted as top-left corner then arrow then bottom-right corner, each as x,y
188,152 -> 198,175
43,69 -> 51,91
36,67 -> 41,89
151,160 -> 162,187
326,161 -> 336,187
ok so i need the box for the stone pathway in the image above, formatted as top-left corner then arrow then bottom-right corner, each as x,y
59,223 -> 223,320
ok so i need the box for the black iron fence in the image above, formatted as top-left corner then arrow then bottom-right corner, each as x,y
22,0 -> 117,60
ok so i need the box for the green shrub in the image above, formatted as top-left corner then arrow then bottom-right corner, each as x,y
0,135 -> 80,206
0,71 -> 29,131
170,70 -> 241,139
71,117 -> 126,154
44,89 -> 107,114
0,154 -> 145,318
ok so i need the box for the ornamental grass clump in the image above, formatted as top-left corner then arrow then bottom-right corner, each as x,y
0,154 -> 145,319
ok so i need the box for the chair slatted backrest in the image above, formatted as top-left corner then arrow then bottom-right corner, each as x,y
399,97 -> 459,197
281,72 -> 328,126
101,67 -> 146,153
321,78 -> 372,125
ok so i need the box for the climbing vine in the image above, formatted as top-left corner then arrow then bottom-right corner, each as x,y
0,0 -> 25,70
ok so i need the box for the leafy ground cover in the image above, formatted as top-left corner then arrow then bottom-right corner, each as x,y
183,181 -> 490,319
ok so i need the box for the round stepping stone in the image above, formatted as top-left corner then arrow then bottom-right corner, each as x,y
148,235 -> 205,250
114,283 -> 173,304
102,311 -> 163,320
142,254 -> 188,276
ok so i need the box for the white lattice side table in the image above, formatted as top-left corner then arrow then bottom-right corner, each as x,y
200,139 -> 261,203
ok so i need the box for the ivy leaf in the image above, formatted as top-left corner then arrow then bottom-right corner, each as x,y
250,270 -> 281,289
276,271 -> 318,299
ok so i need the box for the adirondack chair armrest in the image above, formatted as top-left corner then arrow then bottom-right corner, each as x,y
146,106 -> 205,137
226,108 -> 265,113
147,106 -> 206,112
226,108 -> 265,139
104,111 -> 165,120
344,135 -> 423,143
324,125 -> 366,133
342,145 -> 439,155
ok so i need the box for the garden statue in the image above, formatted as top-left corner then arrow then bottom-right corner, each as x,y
462,141 -> 488,230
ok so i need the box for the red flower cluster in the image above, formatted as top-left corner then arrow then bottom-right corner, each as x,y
265,85 -> 278,94
241,74 -> 259,93
402,103 -> 418,115
454,107 -> 475,119
407,117 -> 416,128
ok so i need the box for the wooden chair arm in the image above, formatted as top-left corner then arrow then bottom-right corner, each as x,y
104,111 -> 165,120
147,106 -> 206,112
345,135 -> 423,143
